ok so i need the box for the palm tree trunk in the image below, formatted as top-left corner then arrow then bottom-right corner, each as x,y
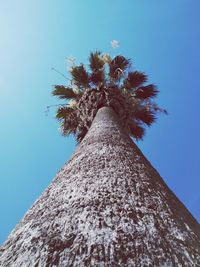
0,106 -> 200,267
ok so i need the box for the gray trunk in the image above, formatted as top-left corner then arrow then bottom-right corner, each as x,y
0,107 -> 200,267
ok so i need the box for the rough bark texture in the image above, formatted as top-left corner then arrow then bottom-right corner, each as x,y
0,107 -> 200,267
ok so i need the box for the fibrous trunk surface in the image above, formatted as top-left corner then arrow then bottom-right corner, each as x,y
0,107 -> 200,267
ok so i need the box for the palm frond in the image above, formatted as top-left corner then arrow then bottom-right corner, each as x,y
134,84 -> 159,99
61,121 -> 77,136
135,108 -> 156,126
58,108 -> 79,136
52,85 -> 80,100
109,55 -> 130,80
151,103 -> 168,115
90,70 -> 105,85
129,122 -> 145,140
56,106 -> 74,120
70,65 -> 89,87
89,51 -> 104,72
124,71 -> 147,89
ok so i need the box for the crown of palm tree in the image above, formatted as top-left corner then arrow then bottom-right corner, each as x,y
52,51 -> 167,142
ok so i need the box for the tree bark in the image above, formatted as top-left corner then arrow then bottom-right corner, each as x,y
0,107 -> 200,267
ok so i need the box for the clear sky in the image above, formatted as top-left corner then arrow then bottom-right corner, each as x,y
0,0 -> 200,244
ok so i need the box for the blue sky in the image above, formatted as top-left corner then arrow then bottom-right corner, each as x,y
0,0 -> 200,244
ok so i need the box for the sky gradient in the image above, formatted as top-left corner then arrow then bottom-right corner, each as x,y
0,0 -> 200,244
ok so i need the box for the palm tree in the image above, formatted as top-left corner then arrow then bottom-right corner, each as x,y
0,52 -> 199,267
52,51 -> 166,142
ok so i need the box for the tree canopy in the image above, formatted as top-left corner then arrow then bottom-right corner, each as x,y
52,51 -> 166,142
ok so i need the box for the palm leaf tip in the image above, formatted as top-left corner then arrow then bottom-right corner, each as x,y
135,108 -> 156,126
52,85 -> 65,96
56,106 -> 74,120
70,65 -> 89,87
153,105 -> 168,115
58,108 -> 78,136
109,55 -> 130,79
52,85 -> 78,100
129,123 -> 145,140
135,84 -> 159,99
89,51 -> 104,72
125,71 -> 147,89
112,55 -> 130,70
60,122 -> 76,136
